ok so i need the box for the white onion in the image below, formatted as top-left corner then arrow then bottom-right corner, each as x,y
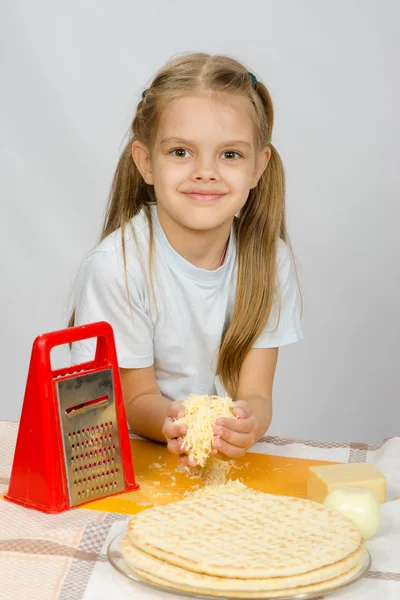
323,486 -> 381,540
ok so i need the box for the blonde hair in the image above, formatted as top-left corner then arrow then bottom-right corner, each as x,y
69,52 -> 301,398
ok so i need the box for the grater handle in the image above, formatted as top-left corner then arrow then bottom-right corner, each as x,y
35,321 -> 114,372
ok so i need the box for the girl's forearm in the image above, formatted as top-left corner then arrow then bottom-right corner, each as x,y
125,393 -> 171,443
240,394 -> 272,441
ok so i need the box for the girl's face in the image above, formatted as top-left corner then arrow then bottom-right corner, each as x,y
133,92 -> 270,232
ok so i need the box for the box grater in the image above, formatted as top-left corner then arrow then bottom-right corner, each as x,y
5,321 -> 139,513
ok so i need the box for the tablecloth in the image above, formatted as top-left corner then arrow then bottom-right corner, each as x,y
1,420 -> 399,600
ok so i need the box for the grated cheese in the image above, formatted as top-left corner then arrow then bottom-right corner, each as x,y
187,479 -> 252,498
175,394 -> 236,467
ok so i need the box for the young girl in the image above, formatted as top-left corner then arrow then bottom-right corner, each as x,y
70,52 -> 303,466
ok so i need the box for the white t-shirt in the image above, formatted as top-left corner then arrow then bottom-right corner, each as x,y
71,204 -> 303,400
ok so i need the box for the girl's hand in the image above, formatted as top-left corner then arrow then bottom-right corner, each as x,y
162,402 -> 190,459
212,400 -> 257,458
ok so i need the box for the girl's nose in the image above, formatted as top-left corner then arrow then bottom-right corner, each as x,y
190,158 -> 220,181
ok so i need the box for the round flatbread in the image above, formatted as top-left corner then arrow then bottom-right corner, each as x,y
127,489 -> 362,579
121,535 -> 367,593
130,558 -> 367,599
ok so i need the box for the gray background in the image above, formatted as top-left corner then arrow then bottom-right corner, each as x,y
1,1 -> 399,443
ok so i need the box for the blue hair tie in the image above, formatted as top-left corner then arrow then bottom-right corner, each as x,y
142,89 -> 147,100
248,72 -> 257,87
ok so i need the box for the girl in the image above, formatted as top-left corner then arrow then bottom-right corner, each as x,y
70,52 -> 303,466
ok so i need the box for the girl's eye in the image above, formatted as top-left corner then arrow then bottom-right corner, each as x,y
222,151 -> 242,160
171,148 -> 191,158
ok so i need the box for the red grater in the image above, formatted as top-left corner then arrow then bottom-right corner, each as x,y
5,321 -> 139,513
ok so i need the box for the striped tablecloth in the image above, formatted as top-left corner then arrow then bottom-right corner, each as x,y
0,420 -> 399,600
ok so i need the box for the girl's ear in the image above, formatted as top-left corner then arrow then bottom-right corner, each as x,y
131,141 -> 154,185
250,147 -> 271,189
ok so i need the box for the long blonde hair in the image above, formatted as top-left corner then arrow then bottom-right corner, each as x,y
69,52 -> 300,398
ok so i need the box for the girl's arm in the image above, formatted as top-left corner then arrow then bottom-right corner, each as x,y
235,346 -> 278,439
211,348 -> 278,458
120,366 -> 187,444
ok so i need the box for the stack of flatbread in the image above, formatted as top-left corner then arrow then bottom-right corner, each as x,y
120,484 -> 369,598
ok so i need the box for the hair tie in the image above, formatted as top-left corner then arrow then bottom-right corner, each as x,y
142,89 -> 147,100
247,72 -> 257,88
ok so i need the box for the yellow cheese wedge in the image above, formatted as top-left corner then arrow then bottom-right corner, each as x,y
307,463 -> 386,503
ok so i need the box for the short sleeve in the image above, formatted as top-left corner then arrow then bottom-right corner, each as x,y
70,250 -> 154,368
252,240 -> 303,348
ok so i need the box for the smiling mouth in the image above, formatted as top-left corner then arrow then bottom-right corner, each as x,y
182,192 -> 226,202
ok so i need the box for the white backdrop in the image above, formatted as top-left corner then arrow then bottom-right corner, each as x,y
1,1 -> 399,443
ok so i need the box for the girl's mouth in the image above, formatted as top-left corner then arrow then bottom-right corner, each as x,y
183,192 -> 226,202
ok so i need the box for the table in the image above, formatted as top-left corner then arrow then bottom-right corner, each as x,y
1,420 -> 399,600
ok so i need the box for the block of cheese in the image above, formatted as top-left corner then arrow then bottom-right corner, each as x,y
307,463 -> 386,503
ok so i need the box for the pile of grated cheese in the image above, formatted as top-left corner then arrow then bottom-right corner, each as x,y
188,478 -> 251,498
175,394 -> 236,468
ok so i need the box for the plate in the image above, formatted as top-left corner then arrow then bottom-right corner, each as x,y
107,532 -> 371,600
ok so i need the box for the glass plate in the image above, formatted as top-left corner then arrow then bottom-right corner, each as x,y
107,532 -> 371,600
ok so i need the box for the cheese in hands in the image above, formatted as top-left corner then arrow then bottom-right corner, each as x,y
175,394 -> 236,467
307,463 -> 386,503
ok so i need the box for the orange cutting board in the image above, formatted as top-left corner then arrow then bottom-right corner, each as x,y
78,439 -> 339,515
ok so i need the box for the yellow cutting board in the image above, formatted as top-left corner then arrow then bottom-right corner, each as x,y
79,439 -> 339,515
